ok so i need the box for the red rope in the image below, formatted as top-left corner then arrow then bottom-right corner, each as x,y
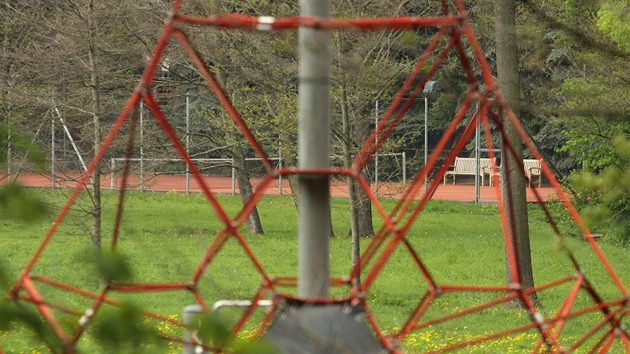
503,99 -> 628,296
68,287 -> 109,351
361,97 -> 479,290
172,13 -> 464,31
21,277 -> 68,341
111,105 -> 139,248
29,275 -> 185,326
173,29 -> 274,172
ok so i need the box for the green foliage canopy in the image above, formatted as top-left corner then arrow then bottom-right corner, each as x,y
570,136 -> 630,243
597,0 -> 630,51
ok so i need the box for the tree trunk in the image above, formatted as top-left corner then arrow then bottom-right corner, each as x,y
87,0 -> 104,286
280,132 -> 301,210
222,84 -> 264,235
232,145 -> 264,234
494,0 -> 539,307
355,182 -> 374,237
279,135 -> 335,238
340,79 -> 361,279
354,103 -> 375,238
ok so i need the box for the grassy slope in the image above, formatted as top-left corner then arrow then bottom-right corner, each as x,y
1,188 -> 629,353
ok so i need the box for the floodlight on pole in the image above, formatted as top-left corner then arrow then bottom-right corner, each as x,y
423,81 -> 440,193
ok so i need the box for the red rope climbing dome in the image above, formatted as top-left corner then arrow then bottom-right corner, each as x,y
5,0 -> 630,353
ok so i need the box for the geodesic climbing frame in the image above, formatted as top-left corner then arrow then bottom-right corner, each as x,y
5,0 -> 630,353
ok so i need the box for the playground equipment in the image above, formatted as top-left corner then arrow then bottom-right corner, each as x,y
5,0 -> 630,353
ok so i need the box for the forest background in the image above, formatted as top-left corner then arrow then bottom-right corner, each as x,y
1,0 -> 630,241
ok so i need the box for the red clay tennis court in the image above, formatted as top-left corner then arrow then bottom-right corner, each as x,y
5,171 -> 558,203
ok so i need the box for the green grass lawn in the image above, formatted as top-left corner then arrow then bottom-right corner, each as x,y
1,188 -> 629,353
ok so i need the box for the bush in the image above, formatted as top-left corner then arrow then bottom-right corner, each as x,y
566,135 -> 630,244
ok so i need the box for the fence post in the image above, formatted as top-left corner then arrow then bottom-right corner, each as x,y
186,94 -> 190,194
424,96 -> 428,193
140,102 -> 145,193
6,107 -> 11,183
278,141 -> 283,196
231,157 -> 236,196
402,151 -> 406,185
55,106 -> 89,174
374,100 -> 379,197
51,114 -> 55,188
110,158 -> 115,189
182,304 -> 208,354
475,102 -> 481,203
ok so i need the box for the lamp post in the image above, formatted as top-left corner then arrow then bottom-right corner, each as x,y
475,102 -> 481,203
475,99 -> 497,203
423,81 -> 440,192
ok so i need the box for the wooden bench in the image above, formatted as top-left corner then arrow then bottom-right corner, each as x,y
487,159 -> 543,187
443,157 -> 495,185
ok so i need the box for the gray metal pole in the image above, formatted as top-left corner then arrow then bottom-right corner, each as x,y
402,151 -> 406,185
182,304 -> 208,354
374,100 -> 379,197
110,158 -> 114,189
424,97 -> 428,192
475,102 -> 480,203
12,122 -> 44,181
140,103 -> 145,193
55,106 -> 88,174
231,157 -> 235,196
51,114 -> 56,188
186,95 -> 190,194
298,0 -> 331,298
278,141 -> 283,196
7,105 -> 11,183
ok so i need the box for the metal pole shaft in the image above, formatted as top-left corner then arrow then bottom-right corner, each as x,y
55,107 -> 88,174
186,95 -> 190,194
374,100 -> 379,197
7,105 -> 11,183
140,103 -> 145,193
424,97 -> 428,192
231,157 -> 235,196
402,151 -> 406,185
278,141 -> 283,196
51,115 -> 55,188
182,304 -> 208,354
475,102 -> 480,203
110,158 -> 115,189
298,0 -> 331,298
